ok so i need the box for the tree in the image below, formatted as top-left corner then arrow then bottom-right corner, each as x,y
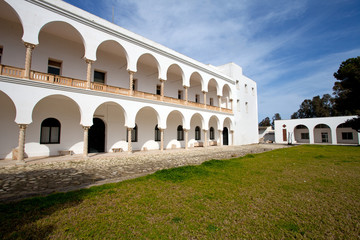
259,117 -> 271,126
345,117 -> 360,133
333,56 -> 360,115
291,94 -> 333,119
271,113 -> 281,127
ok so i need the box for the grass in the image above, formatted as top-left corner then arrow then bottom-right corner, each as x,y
1,145 -> 359,239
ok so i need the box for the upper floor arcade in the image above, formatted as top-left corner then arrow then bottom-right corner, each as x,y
0,0 -> 257,114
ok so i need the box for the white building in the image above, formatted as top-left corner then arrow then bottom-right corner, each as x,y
258,126 -> 275,143
275,116 -> 359,145
0,0 -> 259,162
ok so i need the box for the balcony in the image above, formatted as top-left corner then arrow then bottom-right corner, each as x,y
0,64 -> 233,114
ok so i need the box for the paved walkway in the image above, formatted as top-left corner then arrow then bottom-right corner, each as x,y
0,144 -> 288,203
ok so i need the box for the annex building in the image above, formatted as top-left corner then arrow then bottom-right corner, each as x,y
275,116 -> 359,145
0,0 -> 259,162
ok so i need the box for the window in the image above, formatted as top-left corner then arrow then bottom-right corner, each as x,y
94,70 -> 106,84
132,79 -> 137,91
342,132 -> 353,140
245,84 -> 248,93
40,118 -> 61,144
301,133 -> 309,140
210,127 -> 215,140
195,126 -> 201,140
209,98 -> 214,106
252,87 -> 255,96
0,46 -> 2,64
47,59 -> 62,75
178,90 -> 183,100
237,100 -> 240,112
195,94 -> 200,103
321,132 -> 329,143
155,124 -> 161,141
156,85 -> 161,95
236,80 -> 239,90
177,125 -> 184,141
245,102 -> 248,113
126,124 -> 138,142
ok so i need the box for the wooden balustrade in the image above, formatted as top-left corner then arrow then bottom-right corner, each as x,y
1,65 -> 24,78
0,64 -> 232,114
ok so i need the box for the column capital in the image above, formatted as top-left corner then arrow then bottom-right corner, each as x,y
159,78 -> 165,82
218,129 -> 223,133
128,70 -> 136,75
85,58 -> 94,64
23,42 -> 36,49
183,85 -> 188,89
82,125 -> 91,130
202,90 -> 207,94
18,124 -> 28,130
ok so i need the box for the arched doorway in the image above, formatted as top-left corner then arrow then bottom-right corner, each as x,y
223,127 -> 229,145
88,118 -> 105,153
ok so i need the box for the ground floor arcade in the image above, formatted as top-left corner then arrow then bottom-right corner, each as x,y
275,117 -> 359,145
0,78 -> 235,162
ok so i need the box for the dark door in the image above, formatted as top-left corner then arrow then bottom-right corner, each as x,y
88,118 -> 105,153
223,127 -> 229,145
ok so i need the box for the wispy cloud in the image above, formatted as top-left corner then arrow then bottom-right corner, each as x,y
65,0 -> 360,121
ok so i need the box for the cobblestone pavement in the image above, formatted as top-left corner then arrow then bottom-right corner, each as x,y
0,144 -> 289,203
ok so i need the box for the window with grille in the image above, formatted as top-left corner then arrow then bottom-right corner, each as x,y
195,126 -> 201,140
177,125 -> 184,141
40,118 -> 61,144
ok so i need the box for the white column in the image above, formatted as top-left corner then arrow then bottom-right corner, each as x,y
309,128 -> 315,144
330,127 -> 337,144
231,130 -> 234,145
184,129 -> 189,150
203,129 -> 208,147
85,59 -> 93,89
160,128 -> 164,151
184,86 -> 188,103
203,91 -> 207,108
218,130 -> 223,146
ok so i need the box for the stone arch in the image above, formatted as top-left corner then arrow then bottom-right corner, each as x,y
208,115 -> 220,145
189,113 -> 205,146
189,72 -> 204,103
134,106 -> 161,151
135,53 -> 161,94
29,94 -> 83,157
165,110 -> 186,149
38,21 -> 85,51
92,101 -> 128,152
165,64 -> 185,99
94,40 -> 129,88
0,0 -> 25,68
314,123 -> 332,144
336,122 -> 358,144
0,90 -> 19,159
293,124 -> 310,143
222,84 -> 232,109
34,21 -> 86,79
207,78 -> 219,106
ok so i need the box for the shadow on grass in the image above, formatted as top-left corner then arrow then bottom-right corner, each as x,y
0,168 -> 118,240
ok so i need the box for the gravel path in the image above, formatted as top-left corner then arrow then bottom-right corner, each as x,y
0,144 -> 289,203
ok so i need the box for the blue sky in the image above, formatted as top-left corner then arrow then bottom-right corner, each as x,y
64,0 -> 360,122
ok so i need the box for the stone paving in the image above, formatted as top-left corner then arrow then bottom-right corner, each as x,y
0,144 -> 289,203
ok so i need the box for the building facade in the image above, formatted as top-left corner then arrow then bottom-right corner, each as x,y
275,116 -> 359,145
0,0 -> 258,161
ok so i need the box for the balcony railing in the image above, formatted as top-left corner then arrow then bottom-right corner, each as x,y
0,64 -> 233,114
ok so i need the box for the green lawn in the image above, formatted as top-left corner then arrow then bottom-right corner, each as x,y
1,145 -> 359,239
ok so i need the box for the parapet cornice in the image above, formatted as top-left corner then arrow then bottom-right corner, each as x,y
27,0 -> 236,85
